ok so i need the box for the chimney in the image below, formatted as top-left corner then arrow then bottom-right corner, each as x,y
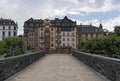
90,23 -> 92,26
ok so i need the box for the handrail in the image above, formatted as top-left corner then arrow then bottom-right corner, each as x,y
0,51 -> 45,81
72,50 -> 120,81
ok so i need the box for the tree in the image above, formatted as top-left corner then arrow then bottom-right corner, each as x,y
0,41 -> 8,55
114,26 -> 120,36
78,35 -> 120,58
0,37 -> 25,57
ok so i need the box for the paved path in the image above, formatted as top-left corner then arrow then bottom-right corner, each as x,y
6,54 -> 109,81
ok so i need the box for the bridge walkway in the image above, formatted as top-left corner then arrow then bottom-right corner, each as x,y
6,54 -> 109,81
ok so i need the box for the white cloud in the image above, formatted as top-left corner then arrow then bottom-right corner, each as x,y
0,0 -> 120,34
73,15 -> 120,31
103,15 -> 120,31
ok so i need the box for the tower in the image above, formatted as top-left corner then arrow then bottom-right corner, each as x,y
99,23 -> 103,29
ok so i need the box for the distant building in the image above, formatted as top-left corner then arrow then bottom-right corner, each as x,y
77,23 -> 104,48
24,16 -> 104,52
0,18 -> 18,41
54,16 -> 76,49
24,16 -> 77,51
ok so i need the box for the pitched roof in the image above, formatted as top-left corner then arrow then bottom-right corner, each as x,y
0,18 -> 17,25
77,25 -> 98,28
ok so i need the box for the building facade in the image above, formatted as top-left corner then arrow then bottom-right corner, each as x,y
77,23 -> 104,48
24,16 -> 77,51
24,16 -> 104,52
56,16 -> 76,49
0,18 -> 18,41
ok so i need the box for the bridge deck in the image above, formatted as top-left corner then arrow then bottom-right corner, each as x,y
6,54 -> 109,81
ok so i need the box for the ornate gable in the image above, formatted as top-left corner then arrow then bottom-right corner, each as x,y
61,16 -> 76,27
61,16 -> 70,26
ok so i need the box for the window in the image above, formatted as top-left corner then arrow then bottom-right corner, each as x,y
46,43 -> 49,47
41,28 -> 43,31
29,28 -> 34,32
57,28 -> 61,31
41,32 -> 44,37
36,43 -> 38,47
63,43 -> 65,46
67,32 -> 69,36
51,44 -> 53,47
72,33 -> 74,36
72,28 -> 74,31
46,38 -> 49,42
67,38 -> 69,41
51,38 -> 53,41
14,32 -> 16,36
36,33 -> 38,36
29,33 -> 31,36
30,23 -> 34,26
63,38 -> 65,41
91,34 -> 93,37
57,28 -> 59,31
72,43 -> 74,46
41,38 -> 44,41
51,28 -> 53,31
85,34 -> 88,38
29,32 -> 33,36
51,32 -> 53,37
67,43 -> 69,46
14,26 -> 16,30
3,26 -> 5,30
29,38 -> 31,41
9,26 -> 11,30
72,38 -> 74,41
40,44 -> 44,48
63,32 -> 65,36
31,38 -> 33,41
8,31 -> 11,36
2,31 -> 5,36
3,22 -> 5,25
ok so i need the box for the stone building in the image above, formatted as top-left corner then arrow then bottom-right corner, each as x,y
0,18 -> 18,41
77,23 -> 104,48
24,16 -> 77,51
24,16 -> 104,52
55,16 -> 76,49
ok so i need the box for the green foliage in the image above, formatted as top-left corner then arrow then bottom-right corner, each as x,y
114,26 -> 120,36
27,46 -> 31,50
0,37 -> 25,57
79,35 -> 120,58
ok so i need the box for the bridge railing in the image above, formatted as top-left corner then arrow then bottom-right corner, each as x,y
72,50 -> 120,81
0,51 -> 45,81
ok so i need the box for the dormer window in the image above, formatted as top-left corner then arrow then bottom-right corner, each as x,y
30,23 -> 33,26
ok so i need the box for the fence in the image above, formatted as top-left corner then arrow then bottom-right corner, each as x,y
0,51 -> 45,81
72,50 -> 120,81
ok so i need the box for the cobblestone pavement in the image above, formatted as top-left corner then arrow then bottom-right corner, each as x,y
6,54 -> 109,81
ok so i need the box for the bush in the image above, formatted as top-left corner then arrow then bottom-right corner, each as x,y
79,35 -> 120,58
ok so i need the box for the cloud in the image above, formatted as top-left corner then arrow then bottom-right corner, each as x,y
73,15 -> 120,31
0,0 -> 120,34
103,15 -> 120,31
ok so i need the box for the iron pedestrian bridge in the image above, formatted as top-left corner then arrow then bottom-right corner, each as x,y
0,51 -> 120,81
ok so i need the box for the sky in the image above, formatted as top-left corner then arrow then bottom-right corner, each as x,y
1,0 -> 120,35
